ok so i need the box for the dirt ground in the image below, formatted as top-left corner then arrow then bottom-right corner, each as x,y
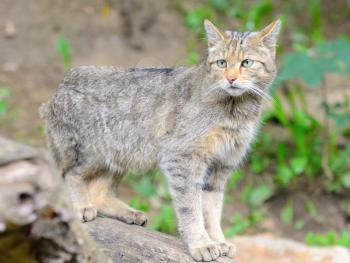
0,0 -> 348,242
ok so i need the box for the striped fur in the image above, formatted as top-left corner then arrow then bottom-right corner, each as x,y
40,19 -> 281,262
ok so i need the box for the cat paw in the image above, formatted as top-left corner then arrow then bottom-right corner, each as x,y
123,210 -> 148,226
218,241 -> 236,258
78,206 -> 97,222
189,241 -> 221,262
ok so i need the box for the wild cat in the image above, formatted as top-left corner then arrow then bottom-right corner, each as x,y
40,19 -> 280,261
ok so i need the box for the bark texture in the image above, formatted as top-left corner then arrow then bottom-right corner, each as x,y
86,218 -> 235,263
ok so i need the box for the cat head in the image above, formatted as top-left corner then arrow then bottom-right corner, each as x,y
204,19 -> 281,98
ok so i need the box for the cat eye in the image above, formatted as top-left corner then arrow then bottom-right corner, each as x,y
241,59 -> 254,68
216,59 -> 227,68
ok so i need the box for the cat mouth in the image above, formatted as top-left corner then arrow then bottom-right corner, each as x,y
229,84 -> 241,89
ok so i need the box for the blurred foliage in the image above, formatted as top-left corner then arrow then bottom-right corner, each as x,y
280,200 -> 294,225
274,38 -> 350,89
0,87 -> 10,116
55,37 -> 72,70
306,230 -> 350,248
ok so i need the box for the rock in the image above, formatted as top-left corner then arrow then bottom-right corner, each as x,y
235,235 -> 350,263
4,20 -> 16,38
2,62 -> 19,72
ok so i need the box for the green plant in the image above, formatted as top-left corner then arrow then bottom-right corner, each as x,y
241,184 -> 273,210
324,98 -> 350,130
184,5 -> 214,34
225,210 -> 264,238
129,197 -> 150,212
55,37 -> 72,69
305,230 -> 350,248
152,205 -> 177,234
274,37 -> 350,89
294,219 -> 305,230
305,200 -> 317,217
280,200 -> 293,224
260,89 -> 324,189
225,213 -> 250,237
244,0 -> 273,30
309,0 -> 324,43
226,170 -> 244,191
0,87 -> 10,116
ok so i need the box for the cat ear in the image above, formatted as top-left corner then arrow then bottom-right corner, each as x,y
257,19 -> 281,49
204,19 -> 226,47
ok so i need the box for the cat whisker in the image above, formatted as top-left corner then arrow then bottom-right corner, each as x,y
252,85 -> 275,103
247,87 -> 272,102
204,82 -> 223,96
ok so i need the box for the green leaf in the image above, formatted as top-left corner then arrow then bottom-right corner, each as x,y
305,200 -> 317,216
290,157 -> 308,175
272,37 -> 350,92
151,205 -> 176,234
209,0 -> 229,13
134,178 -> 157,197
249,155 -> 267,173
281,201 -> 293,224
339,231 -> 350,247
341,173 -> 350,190
0,87 -> 10,115
0,101 -> 6,115
0,87 -> 10,98
294,219 -> 305,230
246,0 -> 273,30
247,185 -> 273,208
227,170 -> 244,190
184,6 -> 214,33
225,213 -> 250,237
272,97 -> 289,126
305,231 -> 350,248
316,38 -> 350,74
276,52 -> 326,87
55,37 -> 72,69
128,197 -> 150,212
309,0 -> 324,42
187,51 -> 200,65
275,165 -> 294,187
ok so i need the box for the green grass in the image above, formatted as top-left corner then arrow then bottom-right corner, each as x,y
0,87 -> 10,116
55,37 -> 72,69
306,231 -> 350,248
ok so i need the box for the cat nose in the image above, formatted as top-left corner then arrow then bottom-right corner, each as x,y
227,76 -> 237,84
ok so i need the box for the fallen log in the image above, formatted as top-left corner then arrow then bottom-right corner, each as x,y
0,136 -> 234,263
0,137 -> 105,262
86,217 -> 234,263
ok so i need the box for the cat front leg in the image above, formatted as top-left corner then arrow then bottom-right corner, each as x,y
64,168 -> 97,222
161,157 -> 222,262
202,167 -> 236,258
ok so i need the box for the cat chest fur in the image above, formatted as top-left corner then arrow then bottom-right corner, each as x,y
196,121 -> 257,168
